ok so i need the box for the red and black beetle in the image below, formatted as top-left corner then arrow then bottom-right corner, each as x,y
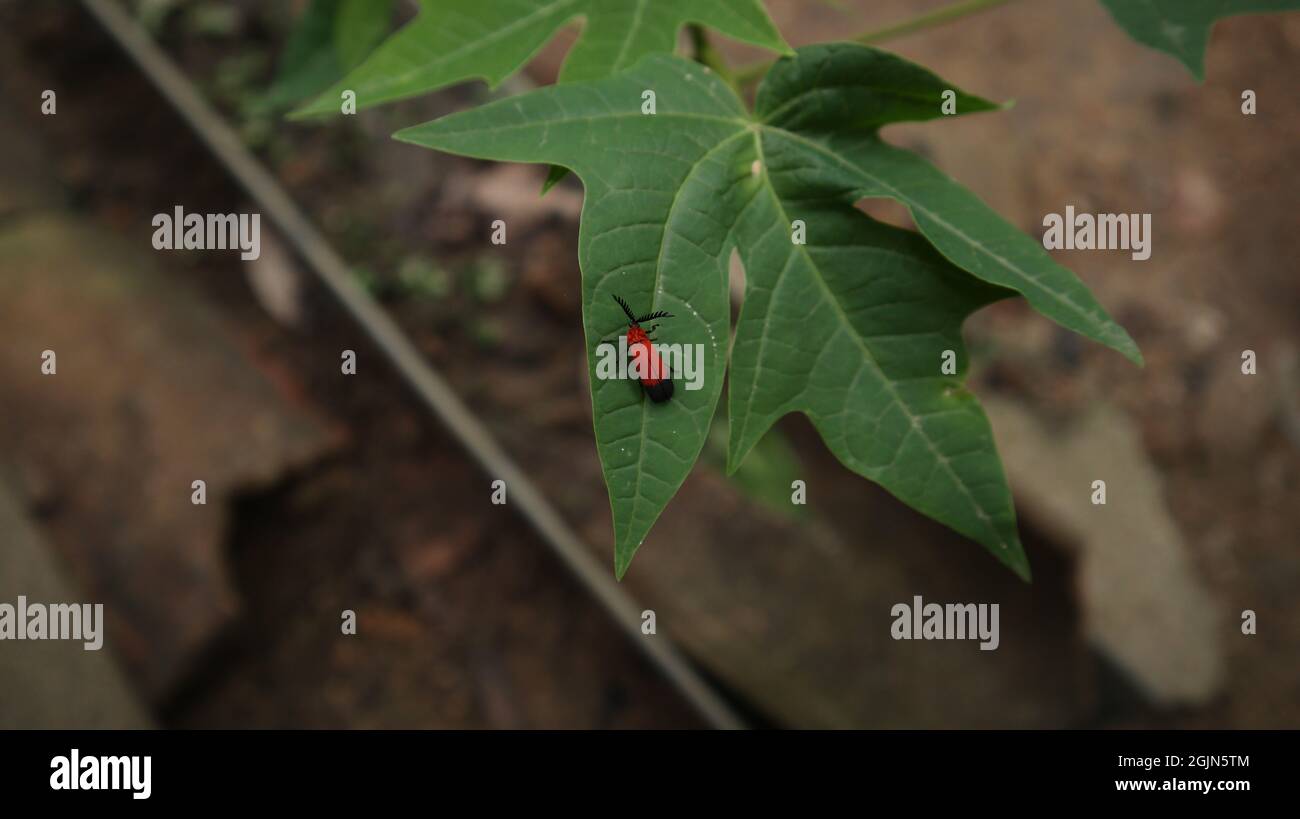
613,294 -> 674,403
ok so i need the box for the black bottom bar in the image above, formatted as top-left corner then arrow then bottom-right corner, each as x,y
2,729 -> 1287,806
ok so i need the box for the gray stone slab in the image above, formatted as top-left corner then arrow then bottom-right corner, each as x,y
0,475 -> 152,728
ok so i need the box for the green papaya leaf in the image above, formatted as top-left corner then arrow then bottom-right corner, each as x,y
1098,0 -> 1300,79
396,44 -> 1140,578
751,47 -> 1143,366
261,0 -> 395,111
335,0 -> 396,69
293,0 -> 790,117
540,162 -> 571,195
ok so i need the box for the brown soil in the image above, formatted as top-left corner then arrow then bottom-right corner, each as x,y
0,2 -> 701,729
3,0 -> 1297,728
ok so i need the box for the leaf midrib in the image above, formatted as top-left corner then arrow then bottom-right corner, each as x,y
746,129 -> 1006,549
759,82 -> 957,128
759,127 -> 1115,346
610,0 -> 651,73
614,126 -> 751,551
383,0 -> 584,91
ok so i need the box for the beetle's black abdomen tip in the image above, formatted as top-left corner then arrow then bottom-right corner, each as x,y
644,379 -> 674,403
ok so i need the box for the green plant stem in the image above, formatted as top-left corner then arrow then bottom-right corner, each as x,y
687,23 -> 737,90
854,0 -> 1019,44
734,0 -> 1022,86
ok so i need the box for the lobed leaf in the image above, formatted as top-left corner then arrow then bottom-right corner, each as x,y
396,44 -> 1141,578
1097,0 -> 1300,79
294,0 -> 790,117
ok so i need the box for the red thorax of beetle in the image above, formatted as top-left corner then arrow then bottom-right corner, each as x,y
613,294 -> 674,403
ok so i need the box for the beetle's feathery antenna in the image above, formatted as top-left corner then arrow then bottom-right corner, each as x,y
636,310 -> 673,324
613,294 -> 638,324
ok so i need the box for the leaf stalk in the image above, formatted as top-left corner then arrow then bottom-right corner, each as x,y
687,23 -> 738,90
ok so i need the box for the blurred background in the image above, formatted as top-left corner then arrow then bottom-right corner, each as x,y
1,0 -> 1297,729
